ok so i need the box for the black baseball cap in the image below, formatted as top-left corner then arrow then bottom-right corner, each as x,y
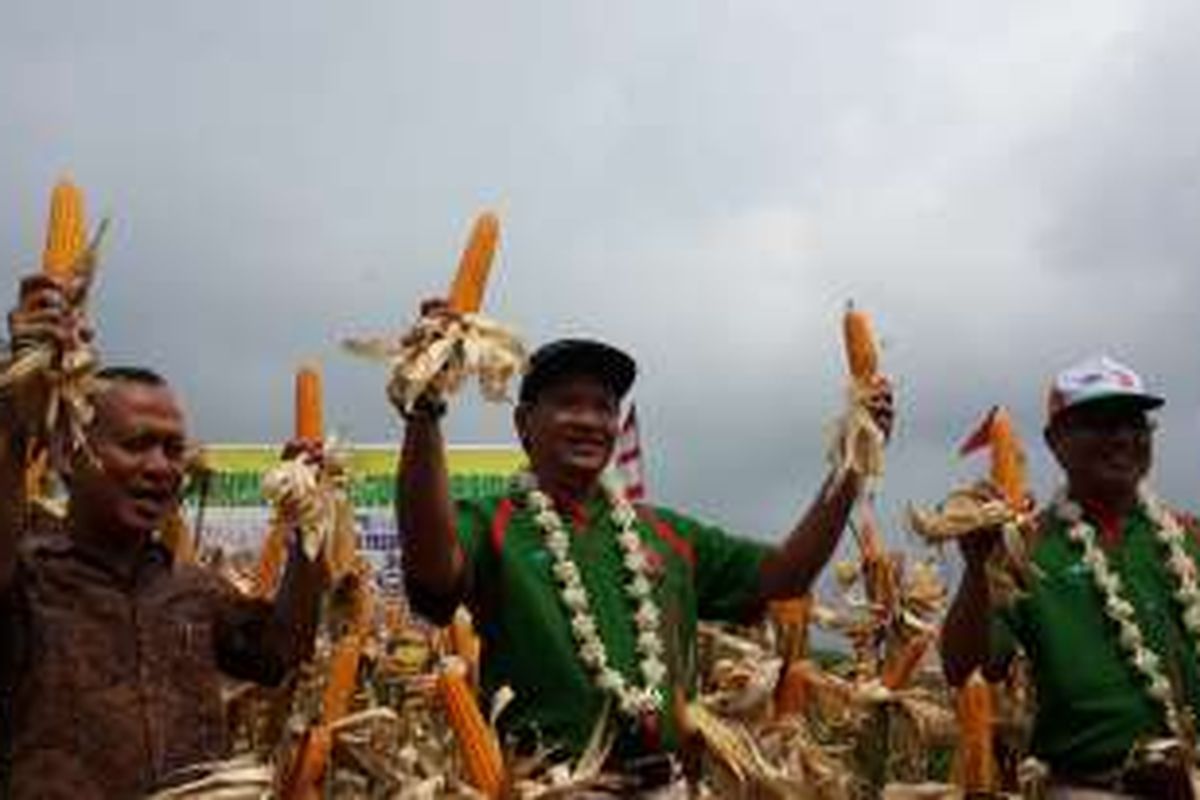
518,338 -> 637,403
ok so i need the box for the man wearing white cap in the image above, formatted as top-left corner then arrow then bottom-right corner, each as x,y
941,355 -> 1200,798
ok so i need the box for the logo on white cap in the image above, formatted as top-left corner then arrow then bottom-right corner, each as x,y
1047,355 -> 1163,421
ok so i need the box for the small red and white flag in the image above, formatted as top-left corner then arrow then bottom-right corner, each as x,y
616,404 -> 647,501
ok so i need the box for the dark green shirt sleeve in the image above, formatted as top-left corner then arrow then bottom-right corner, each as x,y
655,507 -> 771,623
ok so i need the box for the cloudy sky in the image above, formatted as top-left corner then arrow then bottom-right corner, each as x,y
3,0 -> 1198,560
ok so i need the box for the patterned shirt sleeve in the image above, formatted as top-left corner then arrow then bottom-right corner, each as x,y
199,567 -> 289,685
655,507 -> 771,623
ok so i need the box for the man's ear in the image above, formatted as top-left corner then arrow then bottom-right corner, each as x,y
514,402 -> 533,452
1044,424 -> 1066,468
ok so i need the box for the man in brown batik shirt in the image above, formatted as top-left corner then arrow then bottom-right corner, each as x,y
0,274 -> 325,799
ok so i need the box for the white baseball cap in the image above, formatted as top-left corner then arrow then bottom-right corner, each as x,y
1046,355 -> 1164,424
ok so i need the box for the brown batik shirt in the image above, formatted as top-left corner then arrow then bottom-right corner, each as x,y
0,533 -> 290,800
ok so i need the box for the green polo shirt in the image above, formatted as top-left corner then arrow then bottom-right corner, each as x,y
455,490 -> 770,760
993,506 -> 1200,775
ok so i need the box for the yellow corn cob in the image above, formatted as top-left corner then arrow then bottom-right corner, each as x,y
253,518 -> 288,598
294,363 -> 323,441
280,724 -> 331,800
324,496 -> 359,584
42,178 -> 87,278
953,670 -> 998,793
842,301 -> 879,383
447,211 -> 500,314
348,569 -> 376,635
773,659 -> 813,717
881,631 -> 934,690
439,657 -> 505,798
384,599 -> 407,636
990,406 -> 1027,510
322,633 -> 364,724
448,606 -> 482,672
769,596 -> 812,665
768,596 -> 811,629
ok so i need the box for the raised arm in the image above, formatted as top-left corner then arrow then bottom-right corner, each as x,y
940,530 -> 1011,686
217,439 -> 329,684
264,536 -> 324,672
756,469 -> 862,602
215,534 -> 324,685
396,398 -> 465,622
754,378 -> 894,603
393,301 -> 467,622
2,275 -> 75,591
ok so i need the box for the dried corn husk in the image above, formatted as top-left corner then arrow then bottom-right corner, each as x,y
344,312 -> 526,415
344,211 -> 523,414
826,303 -> 887,493
0,184 -> 108,515
144,756 -> 273,800
826,381 -> 887,495
907,486 -> 1038,607
907,488 -> 1014,543
260,444 -> 357,582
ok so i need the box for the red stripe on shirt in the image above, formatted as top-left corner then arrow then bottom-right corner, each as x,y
491,496 -> 515,554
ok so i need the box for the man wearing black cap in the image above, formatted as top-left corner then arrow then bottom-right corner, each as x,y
941,356 -> 1200,797
396,317 -> 893,788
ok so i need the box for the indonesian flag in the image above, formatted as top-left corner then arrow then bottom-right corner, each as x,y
616,404 -> 647,501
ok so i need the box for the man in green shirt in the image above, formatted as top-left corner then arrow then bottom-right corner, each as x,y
942,355 -> 1200,797
397,320 -> 893,787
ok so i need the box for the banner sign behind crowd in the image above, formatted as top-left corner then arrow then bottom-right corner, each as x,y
183,444 -> 524,593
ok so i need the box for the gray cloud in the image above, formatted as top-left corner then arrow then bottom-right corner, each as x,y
2,0 -> 1198,563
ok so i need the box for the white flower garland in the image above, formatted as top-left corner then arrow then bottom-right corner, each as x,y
1054,487 -> 1200,739
515,471 -> 667,719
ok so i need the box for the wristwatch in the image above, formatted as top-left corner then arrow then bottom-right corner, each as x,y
402,393 -> 448,422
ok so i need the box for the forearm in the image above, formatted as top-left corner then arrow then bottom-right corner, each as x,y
757,469 -> 860,602
397,415 -> 464,601
940,564 -> 996,686
265,537 -> 324,668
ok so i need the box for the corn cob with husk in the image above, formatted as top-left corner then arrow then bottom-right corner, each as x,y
880,631 -> 935,692
951,671 -> 999,794
908,406 -> 1037,606
1,178 -> 109,518
444,605 -> 482,691
448,212 -> 500,315
770,597 -> 813,717
908,406 -> 1029,543
260,364 -> 358,582
343,210 -> 526,414
826,301 -> 887,492
438,656 -> 506,799
294,363 -> 323,441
